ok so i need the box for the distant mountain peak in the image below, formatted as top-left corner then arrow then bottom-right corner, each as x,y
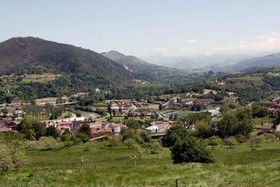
106,50 -> 124,55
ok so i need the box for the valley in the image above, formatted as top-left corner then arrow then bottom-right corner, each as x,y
1,37 -> 280,187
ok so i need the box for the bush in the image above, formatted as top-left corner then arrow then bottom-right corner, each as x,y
223,137 -> 237,149
0,132 -> 25,171
206,136 -> 222,150
234,134 -> 247,144
139,131 -> 151,143
76,133 -> 89,143
26,136 -> 64,151
171,137 -> 213,163
84,143 -> 94,151
149,139 -> 162,154
107,135 -> 121,148
121,129 -> 143,144
124,138 -> 137,149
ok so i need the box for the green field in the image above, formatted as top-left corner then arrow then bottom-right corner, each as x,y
228,76 -> 263,81
21,77 -> 57,83
1,140 -> 280,186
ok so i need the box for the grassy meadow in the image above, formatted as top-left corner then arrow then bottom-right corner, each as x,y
1,140 -> 280,186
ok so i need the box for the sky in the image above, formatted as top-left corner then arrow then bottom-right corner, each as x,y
1,0 -> 280,58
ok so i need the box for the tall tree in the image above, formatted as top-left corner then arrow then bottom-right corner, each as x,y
171,136 -> 213,163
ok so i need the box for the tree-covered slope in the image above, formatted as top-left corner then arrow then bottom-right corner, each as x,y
101,50 -> 187,82
0,37 -> 133,84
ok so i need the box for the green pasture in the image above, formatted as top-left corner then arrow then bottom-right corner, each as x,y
1,140 -> 280,186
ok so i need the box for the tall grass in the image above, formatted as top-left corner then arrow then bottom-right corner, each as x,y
1,141 -> 280,186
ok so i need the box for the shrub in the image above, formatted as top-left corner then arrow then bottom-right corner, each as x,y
107,135 -> 121,148
223,137 -> 237,149
234,134 -> 247,144
0,132 -> 25,171
149,139 -> 162,154
84,143 -> 94,151
26,136 -> 64,151
124,138 -> 137,149
139,131 -> 151,143
206,136 -> 222,150
76,133 -> 89,143
171,137 -> 213,163
121,129 -> 143,144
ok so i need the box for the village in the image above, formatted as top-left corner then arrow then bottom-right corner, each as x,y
1,89 -> 280,140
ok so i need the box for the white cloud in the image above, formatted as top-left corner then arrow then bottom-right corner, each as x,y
155,47 -> 168,53
153,32 -> 280,57
208,32 -> 280,55
186,39 -> 196,43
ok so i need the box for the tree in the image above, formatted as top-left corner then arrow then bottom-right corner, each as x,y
107,135 -> 120,148
217,107 -> 253,139
149,139 -> 162,154
159,103 -> 163,110
234,134 -> 247,144
139,131 -> 151,143
262,133 -> 276,142
194,121 -> 214,139
107,104 -> 112,116
252,104 -> 269,118
33,122 -> 46,140
46,126 -> 60,139
248,135 -> 263,151
76,133 -> 89,143
16,115 -> 46,140
248,136 -> 257,151
223,137 -> 237,149
124,138 -> 137,149
121,128 -> 143,144
0,132 -> 25,171
141,142 -> 150,153
79,124 -> 91,137
125,119 -> 142,130
162,125 -> 188,147
207,136 -> 221,150
171,136 -> 213,163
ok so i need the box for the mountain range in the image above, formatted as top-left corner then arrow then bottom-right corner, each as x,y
0,37 -> 188,84
1,36 -> 280,83
101,51 -> 186,81
144,53 -> 280,72
221,52 -> 280,72
0,37 -> 133,84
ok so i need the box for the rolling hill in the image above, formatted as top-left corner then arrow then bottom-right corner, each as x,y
217,52 -> 280,72
0,37 -> 133,84
101,50 -> 187,81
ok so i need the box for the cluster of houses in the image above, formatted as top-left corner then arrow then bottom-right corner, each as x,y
108,99 -> 152,116
42,117 -> 125,136
145,121 -> 174,134
160,97 -> 236,110
0,99 -> 24,119
90,122 -> 124,135
109,100 -> 139,113
255,97 -> 280,134
42,117 -> 87,134
0,120 -> 18,132
262,97 -> 280,117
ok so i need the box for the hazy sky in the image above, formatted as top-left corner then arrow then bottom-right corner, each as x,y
1,0 -> 280,57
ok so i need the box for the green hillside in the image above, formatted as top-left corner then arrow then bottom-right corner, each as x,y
1,141 -> 280,186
